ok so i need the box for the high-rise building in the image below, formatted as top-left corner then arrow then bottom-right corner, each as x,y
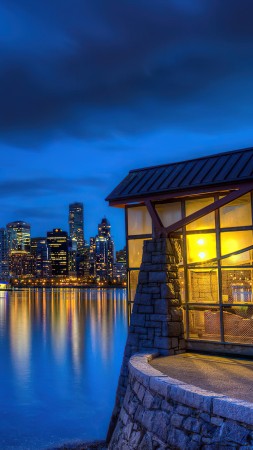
9,252 -> 35,277
89,237 -> 96,277
0,228 -> 9,280
31,237 -> 51,278
69,203 -> 84,252
7,221 -> 31,253
94,217 -> 114,280
47,229 -> 68,276
113,246 -> 127,282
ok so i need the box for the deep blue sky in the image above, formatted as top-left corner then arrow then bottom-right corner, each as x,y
1,0 -> 253,249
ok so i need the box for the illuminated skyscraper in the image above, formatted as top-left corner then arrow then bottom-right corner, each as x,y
47,229 -> 68,276
0,228 -> 9,280
94,217 -> 114,280
69,203 -> 84,252
7,221 -> 31,252
31,237 -> 51,278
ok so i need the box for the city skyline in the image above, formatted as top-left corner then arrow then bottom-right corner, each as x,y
1,1 -> 253,249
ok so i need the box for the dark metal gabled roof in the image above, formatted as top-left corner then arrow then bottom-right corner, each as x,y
106,147 -> 253,204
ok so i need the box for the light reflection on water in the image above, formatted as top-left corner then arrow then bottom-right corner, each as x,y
0,288 -> 127,450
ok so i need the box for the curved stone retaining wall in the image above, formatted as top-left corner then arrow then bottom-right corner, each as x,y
109,353 -> 253,449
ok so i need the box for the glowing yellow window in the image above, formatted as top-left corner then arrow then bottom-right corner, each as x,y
187,234 -> 217,264
186,198 -> 215,231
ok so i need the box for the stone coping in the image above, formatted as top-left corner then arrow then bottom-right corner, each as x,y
129,352 -> 253,426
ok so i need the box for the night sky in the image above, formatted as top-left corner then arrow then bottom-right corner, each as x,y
1,0 -> 253,249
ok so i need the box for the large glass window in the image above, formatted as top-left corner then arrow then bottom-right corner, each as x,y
126,190 -> 253,348
127,206 -> 152,235
188,269 -> 218,303
223,306 -> 253,344
188,306 -> 221,341
186,233 -> 217,263
221,269 -> 252,303
128,238 -> 151,268
220,194 -> 252,228
129,270 -> 139,302
220,231 -> 252,259
155,202 -> 182,228
186,197 -> 215,230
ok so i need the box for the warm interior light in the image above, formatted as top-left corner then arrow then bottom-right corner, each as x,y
198,252 -> 206,259
197,238 -> 205,245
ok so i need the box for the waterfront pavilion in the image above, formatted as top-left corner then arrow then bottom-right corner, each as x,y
107,147 -> 253,355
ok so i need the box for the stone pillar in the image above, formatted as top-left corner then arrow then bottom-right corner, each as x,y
107,237 -> 185,441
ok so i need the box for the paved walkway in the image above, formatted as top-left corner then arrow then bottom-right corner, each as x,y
150,352 -> 253,403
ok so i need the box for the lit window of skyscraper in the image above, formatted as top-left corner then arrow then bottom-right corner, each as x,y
94,217 -> 114,280
47,229 -> 68,276
7,221 -> 31,253
0,228 -> 9,280
69,203 -> 84,252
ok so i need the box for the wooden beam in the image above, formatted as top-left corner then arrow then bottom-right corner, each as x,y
165,184 -> 253,234
145,200 -> 166,237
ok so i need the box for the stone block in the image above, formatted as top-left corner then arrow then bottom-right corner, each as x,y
127,333 -> 140,346
154,336 -> 169,350
167,427 -> 189,449
145,320 -> 161,328
212,397 -> 253,426
149,271 -> 168,283
169,307 -> 183,321
210,417 -> 223,426
161,399 -> 173,414
142,286 -> 160,294
140,339 -> 153,348
143,390 -> 154,409
142,253 -> 151,263
168,322 -> 181,337
134,326 -> 148,335
183,416 -> 201,433
131,314 -> 145,327
169,384 -> 217,413
132,380 -> 140,395
170,413 -> 184,428
138,270 -> 148,283
120,407 -> 129,425
124,421 -> 133,440
128,430 -> 143,448
199,412 -> 211,423
138,432 -> 153,450
201,422 -> 219,439
221,421 -> 250,445
134,404 -> 145,423
149,376 -> 169,397
152,254 -> 167,264
171,337 -> 179,348
175,405 -> 191,416
150,410 -> 171,442
147,329 -> 155,339
137,305 -> 154,314
154,299 -> 168,315
137,384 -> 146,403
150,313 -> 169,322
141,410 -> 155,432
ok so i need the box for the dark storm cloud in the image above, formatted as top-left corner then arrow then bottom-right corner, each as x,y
1,0 -> 253,146
0,176 -> 105,198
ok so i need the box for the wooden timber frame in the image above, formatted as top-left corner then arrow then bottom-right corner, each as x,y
144,183 -> 253,238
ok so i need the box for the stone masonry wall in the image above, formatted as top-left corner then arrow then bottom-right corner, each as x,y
109,353 -> 253,449
107,237 -> 185,440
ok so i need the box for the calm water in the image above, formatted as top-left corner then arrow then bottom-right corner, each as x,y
0,288 -> 127,450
